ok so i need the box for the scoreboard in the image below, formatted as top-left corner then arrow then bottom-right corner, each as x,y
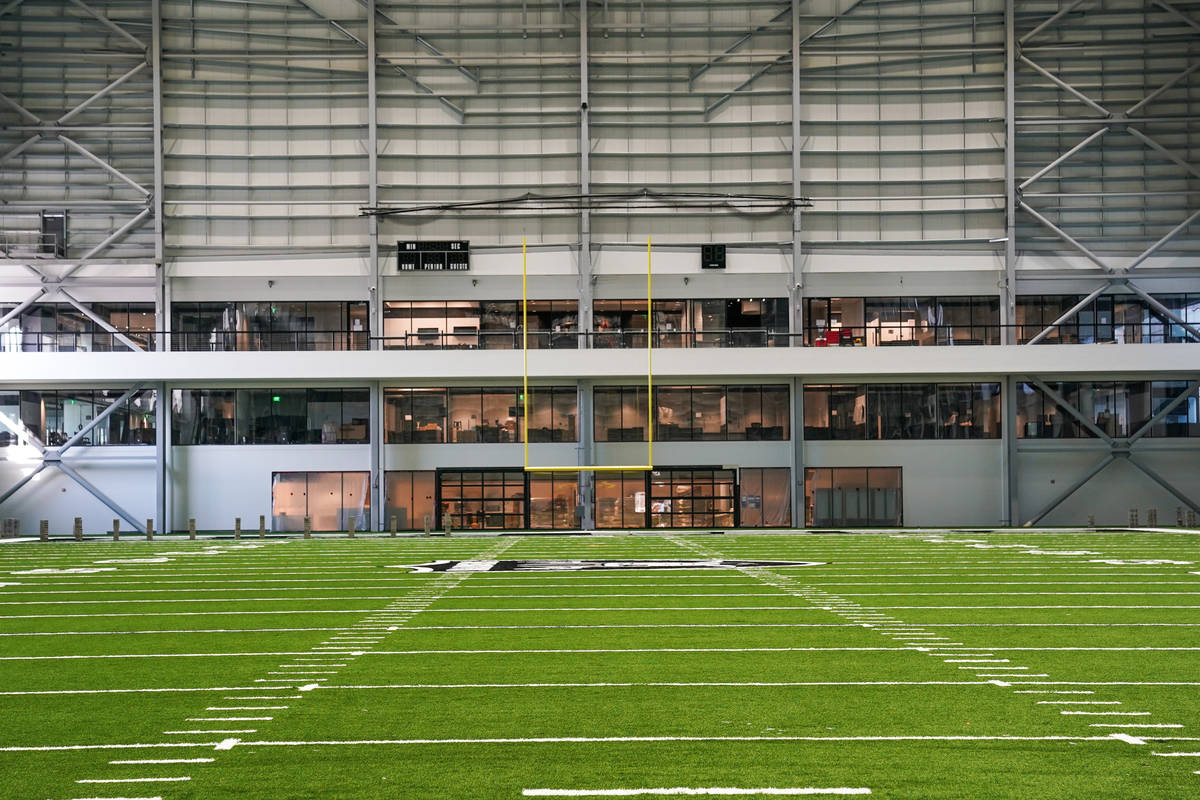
397,241 -> 470,271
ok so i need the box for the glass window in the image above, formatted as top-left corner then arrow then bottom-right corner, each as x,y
829,385 -> 867,440
272,471 -> 370,531
529,471 -> 578,529
595,471 -> 646,529
595,386 -> 648,442
655,387 -> 693,441
307,389 -> 343,444
803,386 -> 831,440
480,389 -> 518,443
449,389 -> 483,443
691,387 -> 725,440
411,389 -> 448,443
341,389 -> 369,444
439,469 -> 525,530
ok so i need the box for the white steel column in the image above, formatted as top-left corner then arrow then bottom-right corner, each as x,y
577,0 -> 595,527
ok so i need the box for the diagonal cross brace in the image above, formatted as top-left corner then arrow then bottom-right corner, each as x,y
706,0 -> 869,119
0,387 -> 148,533
690,4 -> 791,89
358,0 -> 479,87
293,0 -> 465,122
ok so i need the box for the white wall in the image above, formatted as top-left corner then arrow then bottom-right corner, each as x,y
1017,442 -> 1200,527
803,440 -> 1005,527
170,445 -> 369,531
0,447 -> 156,534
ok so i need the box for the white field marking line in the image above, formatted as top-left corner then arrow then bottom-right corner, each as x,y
0,687 -> 266,696
0,595 -> 420,605
204,734 -> 1200,747
980,674 -> 1050,677
1091,724 -> 1185,728
1060,711 -> 1152,716
1152,752 -> 1200,757
186,716 -> 273,721
1015,691 -> 1094,694
222,696 -> 301,700
521,789 -> 872,797
206,706 -> 288,710
1038,700 -> 1122,704
312,681 -> 996,689
0,610 -> 380,619
0,626 -> 375,637
215,738 -> 240,751
109,758 -> 216,764
163,729 -> 255,734
943,659 -> 1009,663
76,777 -> 192,784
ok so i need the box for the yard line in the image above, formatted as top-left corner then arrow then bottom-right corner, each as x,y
1090,724 -> 1185,728
1014,691 -> 1094,694
1036,701 -> 1121,705
186,717 -> 273,721
109,759 -> 215,764
230,734 -> 1189,746
314,681 -> 1001,689
1060,711 -> 1151,716
0,627 -> 372,637
206,706 -> 288,710
0,610 -> 379,619
1151,752 -> 1200,757
0,687 -> 263,696
521,789 -> 872,796
163,729 -> 256,734
76,777 -> 191,783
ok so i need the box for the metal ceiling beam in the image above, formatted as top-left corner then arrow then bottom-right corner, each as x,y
0,135 -> 41,167
689,4 -> 790,89
56,135 -> 152,198
0,0 -> 26,18
1017,126 -> 1108,191
57,62 -> 149,126
59,208 -> 153,279
1152,0 -> 1200,34
1017,55 -> 1110,116
1125,127 -> 1200,182
66,0 -> 147,50
1126,61 -> 1200,117
1126,208 -> 1200,273
1016,200 -> 1113,272
0,92 -> 42,124
359,0 -> 480,87
292,0 -> 465,122
706,0 -> 872,118
1018,0 -> 1086,45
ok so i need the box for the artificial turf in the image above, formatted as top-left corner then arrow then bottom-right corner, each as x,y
0,529 -> 1197,799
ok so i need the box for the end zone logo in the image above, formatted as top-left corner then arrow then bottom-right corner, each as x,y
389,558 -> 825,573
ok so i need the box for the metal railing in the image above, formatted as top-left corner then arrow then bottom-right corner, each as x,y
2,324 -> 1196,353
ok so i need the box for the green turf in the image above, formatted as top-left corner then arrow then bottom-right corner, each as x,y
0,530 -> 1197,799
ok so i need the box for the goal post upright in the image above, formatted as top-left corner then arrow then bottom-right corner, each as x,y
523,237 -> 654,473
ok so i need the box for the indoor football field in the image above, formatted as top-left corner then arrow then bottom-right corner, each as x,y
0,529 -> 1198,799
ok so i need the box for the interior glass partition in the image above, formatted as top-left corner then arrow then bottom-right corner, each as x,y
271,471 -> 370,531
804,467 -> 903,527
